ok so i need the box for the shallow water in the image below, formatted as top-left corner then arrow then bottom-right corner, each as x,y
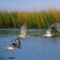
0,29 -> 60,60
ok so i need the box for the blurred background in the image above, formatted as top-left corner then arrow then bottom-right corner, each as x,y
0,0 -> 60,29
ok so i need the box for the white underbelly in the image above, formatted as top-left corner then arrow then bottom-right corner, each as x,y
8,47 -> 14,50
46,34 -> 52,37
43,34 -> 53,37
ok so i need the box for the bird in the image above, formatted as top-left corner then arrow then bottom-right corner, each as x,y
18,22 -> 30,38
5,40 -> 21,58
43,23 -> 60,37
12,37 -> 22,48
43,28 -> 54,37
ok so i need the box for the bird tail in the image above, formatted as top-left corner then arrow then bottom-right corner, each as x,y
5,47 -> 8,50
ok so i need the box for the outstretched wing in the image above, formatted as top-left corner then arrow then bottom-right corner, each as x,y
46,28 -> 51,34
50,23 -> 60,32
20,22 -> 27,35
15,39 -> 21,48
8,43 -> 16,47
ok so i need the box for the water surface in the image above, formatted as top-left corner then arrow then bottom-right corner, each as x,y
0,29 -> 60,60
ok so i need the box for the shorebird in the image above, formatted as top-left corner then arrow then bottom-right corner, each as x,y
12,37 -> 22,48
43,28 -> 54,37
43,23 -> 60,37
5,40 -> 21,58
18,22 -> 30,38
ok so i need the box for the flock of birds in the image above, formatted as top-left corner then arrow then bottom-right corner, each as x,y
4,22 -> 60,58
5,22 -> 30,58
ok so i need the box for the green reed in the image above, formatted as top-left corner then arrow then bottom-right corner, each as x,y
0,9 -> 60,29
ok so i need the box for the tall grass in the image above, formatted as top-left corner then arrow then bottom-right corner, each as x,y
0,9 -> 60,29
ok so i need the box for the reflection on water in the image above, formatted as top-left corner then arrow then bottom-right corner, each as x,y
0,29 -> 60,38
0,29 -> 60,60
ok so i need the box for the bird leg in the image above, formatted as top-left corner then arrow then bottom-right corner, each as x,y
12,50 -> 14,57
9,50 -> 15,59
8,50 -> 15,59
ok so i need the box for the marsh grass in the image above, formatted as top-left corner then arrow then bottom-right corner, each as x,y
0,9 -> 60,29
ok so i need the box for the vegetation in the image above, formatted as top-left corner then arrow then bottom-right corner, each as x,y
0,9 -> 60,29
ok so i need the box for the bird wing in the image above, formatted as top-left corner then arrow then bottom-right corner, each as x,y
50,23 -> 60,32
20,23 -> 27,35
46,23 -> 60,34
46,28 -> 51,34
15,40 -> 21,48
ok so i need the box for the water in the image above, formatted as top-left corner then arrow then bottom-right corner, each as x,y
0,29 -> 60,60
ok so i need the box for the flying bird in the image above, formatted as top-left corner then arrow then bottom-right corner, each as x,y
18,22 -> 30,38
43,23 -> 60,37
5,40 -> 21,58
12,37 -> 22,48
